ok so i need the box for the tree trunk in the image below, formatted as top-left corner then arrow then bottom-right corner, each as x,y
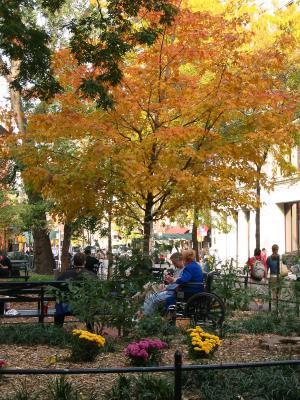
192,208 -> 200,261
32,227 -> 56,274
61,223 -> 72,272
143,193 -> 154,256
7,60 -> 55,274
107,206 -> 113,279
255,165 -> 262,250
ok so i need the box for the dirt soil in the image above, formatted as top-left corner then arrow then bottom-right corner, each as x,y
0,319 -> 299,399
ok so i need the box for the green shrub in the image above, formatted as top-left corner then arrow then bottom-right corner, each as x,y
213,260 -> 253,311
64,275 -> 138,336
134,314 -> 179,342
0,325 -> 72,347
225,312 -> 300,336
183,365 -> 300,400
104,374 -> 174,400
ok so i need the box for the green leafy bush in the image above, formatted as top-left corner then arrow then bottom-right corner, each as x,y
0,324 -> 72,347
104,375 -> 174,400
113,249 -> 153,289
134,314 -> 179,342
225,312 -> 300,336
65,274 -> 138,336
213,260 -> 254,311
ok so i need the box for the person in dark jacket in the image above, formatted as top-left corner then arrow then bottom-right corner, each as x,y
55,252 -> 96,326
84,247 -> 99,274
0,251 -> 12,278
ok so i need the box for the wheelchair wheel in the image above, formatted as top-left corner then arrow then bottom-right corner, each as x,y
184,292 -> 225,327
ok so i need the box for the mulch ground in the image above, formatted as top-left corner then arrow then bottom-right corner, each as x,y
0,316 -> 299,399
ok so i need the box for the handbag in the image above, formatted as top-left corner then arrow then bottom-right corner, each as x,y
279,262 -> 289,277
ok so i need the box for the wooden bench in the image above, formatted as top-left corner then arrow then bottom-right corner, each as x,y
0,281 -> 67,322
10,259 -> 30,281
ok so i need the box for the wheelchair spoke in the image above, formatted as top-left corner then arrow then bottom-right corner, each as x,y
184,293 -> 225,326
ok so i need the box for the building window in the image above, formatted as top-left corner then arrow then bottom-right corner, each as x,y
284,202 -> 300,252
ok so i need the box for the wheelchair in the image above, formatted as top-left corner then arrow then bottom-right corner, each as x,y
168,272 -> 225,327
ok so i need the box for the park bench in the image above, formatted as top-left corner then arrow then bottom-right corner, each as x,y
10,259 -> 30,281
0,281 -> 67,322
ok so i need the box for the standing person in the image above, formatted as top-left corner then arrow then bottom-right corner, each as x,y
266,244 -> 281,304
84,247 -> 99,274
266,244 -> 280,277
261,248 -> 267,269
247,248 -> 267,310
247,248 -> 267,281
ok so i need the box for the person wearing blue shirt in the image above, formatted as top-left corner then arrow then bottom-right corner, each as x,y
165,248 -> 204,310
266,244 -> 280,276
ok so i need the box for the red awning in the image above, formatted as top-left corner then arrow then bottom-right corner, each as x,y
164,227 -> 190,234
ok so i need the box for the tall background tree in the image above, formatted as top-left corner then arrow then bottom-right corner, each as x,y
17,0 -> 299,259
0,0 -> 177,272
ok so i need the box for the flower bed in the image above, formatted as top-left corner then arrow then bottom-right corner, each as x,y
187,326 -> 222,358
124,338 -> 167,366
71,329 -> 106,362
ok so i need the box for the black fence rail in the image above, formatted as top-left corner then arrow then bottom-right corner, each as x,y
1,351 -> 300,400
213,271 -> 300,315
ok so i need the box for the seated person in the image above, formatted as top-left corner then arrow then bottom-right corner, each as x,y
143,252 -> 184,316
84,247 -> 99,274
165,248 -> 204,310
0,252 -> 12,278
143,249 -> 204,316
55,252 -> 96,327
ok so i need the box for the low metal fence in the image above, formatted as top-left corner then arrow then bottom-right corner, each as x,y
213,271 -> 300,315
1,351 -> 300,400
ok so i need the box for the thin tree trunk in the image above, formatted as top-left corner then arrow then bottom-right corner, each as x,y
255,165 -> 262,250
61,223 -> 72,272
7,60 -> 55,274
107,208 -> 113,279
192,208 -> 200,262
143,193 -> 154,256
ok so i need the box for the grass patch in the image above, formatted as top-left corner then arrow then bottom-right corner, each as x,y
9,273 -> 55,283
27,273 -> 55,282
0,324 -> 72,347
224,312 -> 300,336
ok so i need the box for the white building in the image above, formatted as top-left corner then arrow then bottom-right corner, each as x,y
212,148 -> 300,266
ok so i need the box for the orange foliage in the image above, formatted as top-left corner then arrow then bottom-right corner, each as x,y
17,2 -> 299,234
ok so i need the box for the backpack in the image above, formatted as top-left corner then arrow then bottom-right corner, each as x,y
251,258 -> 265,281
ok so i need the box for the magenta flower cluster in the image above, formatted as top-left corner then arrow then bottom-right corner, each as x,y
0,359 -> 6,368
125,338 -> 167,362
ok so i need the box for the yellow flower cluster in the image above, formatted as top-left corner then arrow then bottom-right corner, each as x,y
187,326 -> 222,355
72,329 -> 106,347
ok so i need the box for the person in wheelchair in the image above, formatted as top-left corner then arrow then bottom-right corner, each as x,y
165,248 -> 204,311
143,252 -> 184,316
143,249 -> 204,316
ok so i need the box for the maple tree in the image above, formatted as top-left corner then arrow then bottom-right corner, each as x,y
17,0 -> 300,257
1,0 -> 177,272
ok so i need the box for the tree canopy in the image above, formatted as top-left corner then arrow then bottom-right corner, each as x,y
16,0 -> 300,253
